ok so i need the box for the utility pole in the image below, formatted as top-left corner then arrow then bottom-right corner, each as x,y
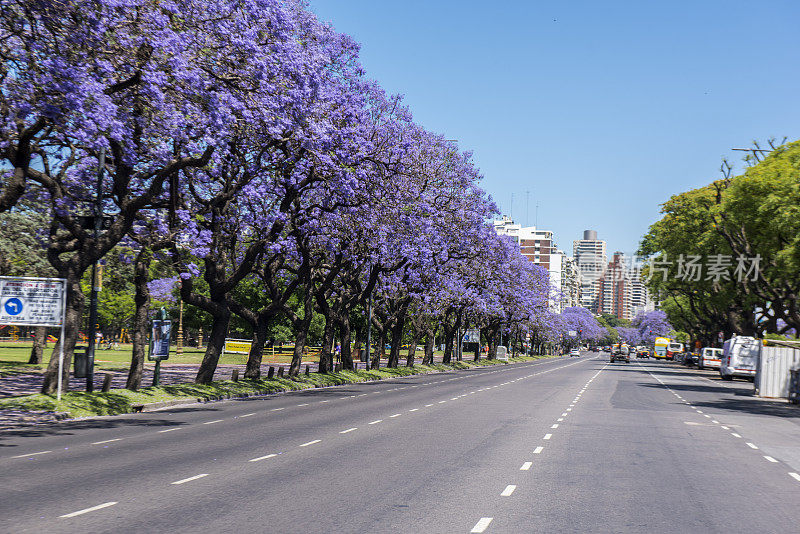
85,148 -> 105,392
177,280 -> 184,355
365,291 -> 372,371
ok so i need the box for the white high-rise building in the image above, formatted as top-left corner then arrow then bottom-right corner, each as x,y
494,216 -> 578,313
573,229 -> 607,313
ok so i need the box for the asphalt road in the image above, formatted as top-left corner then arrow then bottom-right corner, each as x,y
1,353 -> 799,533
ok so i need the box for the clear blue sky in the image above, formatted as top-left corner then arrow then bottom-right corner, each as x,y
308,0 -> 800,255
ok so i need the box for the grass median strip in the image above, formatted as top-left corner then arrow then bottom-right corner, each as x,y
0,355 -> 555,421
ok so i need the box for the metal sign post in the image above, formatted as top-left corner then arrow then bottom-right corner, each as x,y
0,276 -> 67,400
148,317 -> 172,387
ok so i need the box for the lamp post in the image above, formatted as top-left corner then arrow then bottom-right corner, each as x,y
85,148 -> 105,392
177,280 -> 184,355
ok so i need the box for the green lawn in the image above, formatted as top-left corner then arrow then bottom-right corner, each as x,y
0,341 -> 317,372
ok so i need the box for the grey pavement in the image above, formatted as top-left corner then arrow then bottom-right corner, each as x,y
0,354 -> 798,533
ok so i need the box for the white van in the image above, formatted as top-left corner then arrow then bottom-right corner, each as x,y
720,336 -> 760,380
697,347 -> 722,370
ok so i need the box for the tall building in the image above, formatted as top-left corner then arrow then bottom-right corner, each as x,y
494,216 -> 576,312
597,252 -> 652,320
573,230 -> 607,313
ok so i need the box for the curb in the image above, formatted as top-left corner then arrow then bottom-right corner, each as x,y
130,358 -> 550,413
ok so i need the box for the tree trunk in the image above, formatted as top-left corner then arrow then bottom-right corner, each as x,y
387,319 -> 404,368
289,289 -> 315,376
42,276 -> 84,394
473,332 -> 481,362
405,334 -> 418,367
28,326 -> 47,364
126,248 -> 151,390
318,312 -> 334,373
339,314 -> 354,370
422,328 -> 435,365
487,328 -> 499,360
371,328 -> 386,369
244,316 -> 269,379
442,325 -> 454,364
195,309 -> 231,384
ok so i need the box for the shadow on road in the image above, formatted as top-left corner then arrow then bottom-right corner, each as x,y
0,417 -> 186,446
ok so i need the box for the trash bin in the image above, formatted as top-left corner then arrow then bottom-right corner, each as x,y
73,351 -> 88,378
789,369 -> 800,405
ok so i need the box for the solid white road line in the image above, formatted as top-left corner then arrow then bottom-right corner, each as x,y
60,502 -> 117,518
369,420 -> 382,425
299,440 -> 321,447
746,443 -> 759,449
764,456 -> 778,463
789,472 -> 800,482
533,446 -> 544,454
471,517 -> 493,533
203,420 -> 223,425
340,428 -> 357,434
249,454 -> 277,462
91,438 -> 122,445
11,450 -> 52,458
520,462 -> 532,470
500,485 -> 516,496
171,474 -> 209,485
158,428 -> 180,433
543,434 -> 552,440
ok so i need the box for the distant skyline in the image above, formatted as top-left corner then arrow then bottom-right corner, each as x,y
308,0 -> 800,255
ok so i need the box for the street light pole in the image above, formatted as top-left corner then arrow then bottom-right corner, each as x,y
85,148 -> 105,392
365,291 -> 372,371
177,281 -> 184,356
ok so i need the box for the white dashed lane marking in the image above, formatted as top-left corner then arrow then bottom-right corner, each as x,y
11,451 -> 52,458
764,456 -> 778,463
520,462 -> 532,470
746,443 -> 759,450
299,440 -> 321,447
158,428 -> 180,433
340,428 -> 357,434
203,420 -> 223,425
369,420 -> 382,425
91,438 -> 122,445
533,446 -> 544,454
59,502 -> 117,518
249,453 -> 277,462
500,484 -> 516,496
790,473 -> 800,482
171,473 -> 209,485
471,517 -> 493,533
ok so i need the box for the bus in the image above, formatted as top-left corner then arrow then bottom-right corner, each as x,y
653,337 -> 670,359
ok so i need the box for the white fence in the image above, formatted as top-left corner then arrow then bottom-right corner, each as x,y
755,345 -> 800,398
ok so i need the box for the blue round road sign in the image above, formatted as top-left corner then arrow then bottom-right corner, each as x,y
4,297 -> 23,316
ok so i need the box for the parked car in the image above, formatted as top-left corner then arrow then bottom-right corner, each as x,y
636,348 -> 650,359
720,336 -> 760,380
697,347 -> 723,370
569,349 -> 581,357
